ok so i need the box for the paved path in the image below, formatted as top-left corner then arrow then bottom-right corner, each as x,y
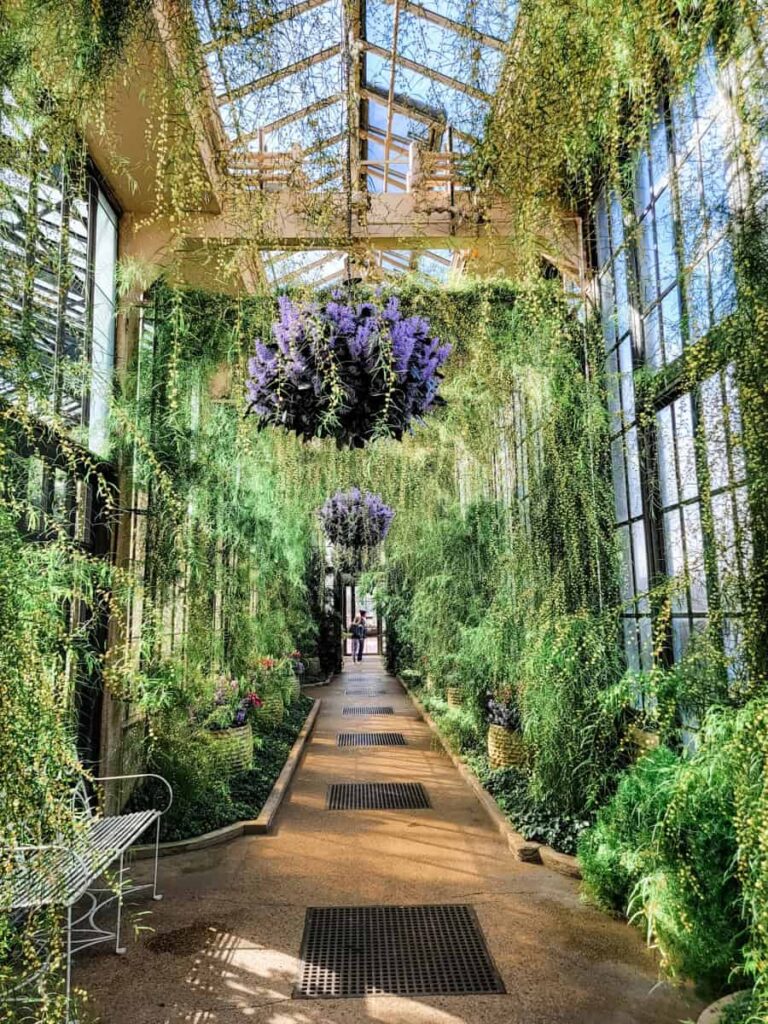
77,657 -> 701,1024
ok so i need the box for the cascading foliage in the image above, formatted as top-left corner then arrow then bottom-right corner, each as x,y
245,293 -> 451,448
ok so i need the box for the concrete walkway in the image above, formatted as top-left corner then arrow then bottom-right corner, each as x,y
77,657 -> 701,1024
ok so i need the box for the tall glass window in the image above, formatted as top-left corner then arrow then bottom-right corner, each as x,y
655,393 -> 708,659
700,365 -> 751,671
595,188 -> 653,671
0,104 -> 119,455
594,49 -> 749,684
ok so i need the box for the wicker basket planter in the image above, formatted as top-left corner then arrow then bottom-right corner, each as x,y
286,672 -> 301,703
259,691 -> 285,728
487,724 -> 526,770
209,723 -> 254,774
446,686 -> 463,708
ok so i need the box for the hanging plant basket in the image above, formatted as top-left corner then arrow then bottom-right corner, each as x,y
487,724 -> 526,770
246,294 -> 451,448
208,723 -> 254,774
318,488 -> 394,569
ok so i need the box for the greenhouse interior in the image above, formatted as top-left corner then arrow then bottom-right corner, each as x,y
2,1 -> 768,1022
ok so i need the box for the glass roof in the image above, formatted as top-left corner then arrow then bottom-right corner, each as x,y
191,0 -> 517,284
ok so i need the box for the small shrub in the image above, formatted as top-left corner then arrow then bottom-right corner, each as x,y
579,722 -> 745,995
134,722 -> 236,841
471,757 -> 589,854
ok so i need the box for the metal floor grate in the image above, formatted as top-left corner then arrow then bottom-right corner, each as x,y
345,688 -> 388,696
337,732 -> 406,747
327,782 -> 430,810
342,706 -> 393,716
295,904 -> 505,998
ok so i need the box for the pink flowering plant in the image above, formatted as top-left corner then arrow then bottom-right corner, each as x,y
246,293 -> 451,448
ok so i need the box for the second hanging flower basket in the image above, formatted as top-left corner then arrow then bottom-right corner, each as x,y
318,488 -> 394,570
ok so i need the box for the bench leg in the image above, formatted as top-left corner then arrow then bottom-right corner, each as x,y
152,816 -> 163,901
65,903 -> 74,1022
115,852 -> 126,954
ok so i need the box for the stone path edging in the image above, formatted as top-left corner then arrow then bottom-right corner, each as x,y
399,680 -> 582,880
130,698 -> 321,860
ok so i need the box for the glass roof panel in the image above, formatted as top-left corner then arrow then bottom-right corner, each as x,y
266,249 -> 347,285
266,100 -> 344,151
395,12 -> 504,92
219,54 -> 343,140
415,0 -> 516,42
206,5 -> 341,98
392,66 -> 487,133
190,0 -> 518,286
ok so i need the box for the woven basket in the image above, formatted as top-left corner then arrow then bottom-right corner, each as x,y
446,686 -> 463,709
487,724 -> 526,770
259,691 -> 285,728
209,723 -> 254,774
286,672 -> 301,703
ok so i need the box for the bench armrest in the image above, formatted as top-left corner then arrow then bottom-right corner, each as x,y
93,774 -> 174,815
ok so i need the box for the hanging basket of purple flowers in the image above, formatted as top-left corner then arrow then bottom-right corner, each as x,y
246,293 -> 451,448
318,489 -> 395,572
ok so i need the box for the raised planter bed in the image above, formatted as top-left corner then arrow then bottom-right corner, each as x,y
131,698 -> 321,859
400,677 -> 582,880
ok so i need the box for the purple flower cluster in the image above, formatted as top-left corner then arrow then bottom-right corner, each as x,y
318,489 -> 395,552
246,293 -> 451,447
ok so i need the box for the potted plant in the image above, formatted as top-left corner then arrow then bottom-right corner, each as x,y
248,657 -> 295,726
202,675 -> 261,774
288,650 -> 305,700
697,991 -> 754,1024
445,672 -> 463,709
246,293 -> 451,448
486,692 -> 526,770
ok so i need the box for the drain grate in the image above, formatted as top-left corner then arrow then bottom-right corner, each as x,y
345,688 -> 388,696
327,782 -> 430,811
295,904 -> 505,998
342,706 -> 393,716
337,732 -> 406,747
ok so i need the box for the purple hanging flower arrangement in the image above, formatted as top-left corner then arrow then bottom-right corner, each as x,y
318,489 -> 395,571
246,293 -> 451,448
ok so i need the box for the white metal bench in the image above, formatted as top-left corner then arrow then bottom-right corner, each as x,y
2,772 -> 172,1021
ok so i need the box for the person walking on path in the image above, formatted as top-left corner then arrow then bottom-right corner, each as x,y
351,610 -> 367,662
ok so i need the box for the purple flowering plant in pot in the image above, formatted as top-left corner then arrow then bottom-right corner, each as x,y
318,488 -> 395,571
246,292 -> 452,448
